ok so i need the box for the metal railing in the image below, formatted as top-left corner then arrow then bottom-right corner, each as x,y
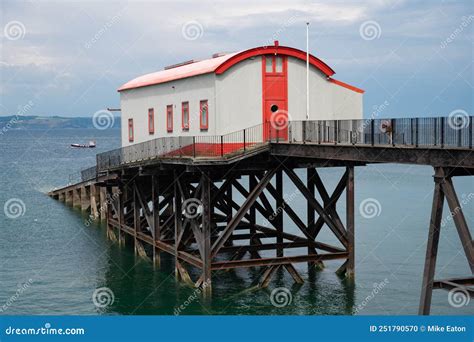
81,166 -> 97,182
93,115 -> 473,173
288,116 -> 473,148
96,122 -> 277,171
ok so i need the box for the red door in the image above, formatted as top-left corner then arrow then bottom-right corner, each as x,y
262,55 -> 288,141
264,100 -> 288,140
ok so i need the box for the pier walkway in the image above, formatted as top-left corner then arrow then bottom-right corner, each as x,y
49,115 -> 474,315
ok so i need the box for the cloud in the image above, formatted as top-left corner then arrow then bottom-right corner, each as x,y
0,0 -> 472,117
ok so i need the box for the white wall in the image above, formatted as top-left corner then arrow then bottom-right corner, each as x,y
215,57 -> 263,135
119,73 -> 216,147
287,57 -> 363,121
119,55 -> 363,147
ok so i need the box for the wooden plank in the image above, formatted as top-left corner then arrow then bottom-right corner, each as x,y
212,252 -> 348,270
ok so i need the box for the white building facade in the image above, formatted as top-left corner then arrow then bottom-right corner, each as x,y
118,42 -> 364,147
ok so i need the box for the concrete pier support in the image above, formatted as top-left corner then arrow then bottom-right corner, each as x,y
99,187 -> 107,221
72,188 -> 81,209
65,190 -> 73,206
58,192 -> 65,202
90,184 -> 99,220
80,186 -> 90,212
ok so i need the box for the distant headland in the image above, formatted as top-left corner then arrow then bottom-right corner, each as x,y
0,115 -> 121,130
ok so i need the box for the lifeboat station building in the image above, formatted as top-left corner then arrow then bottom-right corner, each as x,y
118,41 -> 364,147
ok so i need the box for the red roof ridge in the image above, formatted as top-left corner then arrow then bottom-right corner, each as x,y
117,44 -> 363,94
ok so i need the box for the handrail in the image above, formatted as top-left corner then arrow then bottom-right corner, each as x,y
92,115 -> 473,173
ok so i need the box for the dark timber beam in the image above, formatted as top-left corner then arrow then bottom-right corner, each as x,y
201,172 -> 212,297
284,167 -> 348,247
211,167 -> 278,258
271,143 -> 474,168
441,177 -> 474,272
346,166 -> 355,277
212,252 -> 348,270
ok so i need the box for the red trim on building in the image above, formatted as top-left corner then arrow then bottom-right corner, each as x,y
166,105 -> 173,132
118,44 -> 336,92
262,55 -> 288,140
329,78 -> 364,93
181,101 -> 189,130
128,118 -> 134,142
148,108 -> 154,134
215,45 -> 335,77
200,100 -> 208,131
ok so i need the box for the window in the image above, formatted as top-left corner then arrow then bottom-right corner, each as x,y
275,57 -> 283,72
148,108 -> 154,134
128,118 -> 134,142
200,100 -> 208,131
264,56 -> 284,74
182,102 -> 189,130
265,56 -> 272,73
166,105 -> 173,132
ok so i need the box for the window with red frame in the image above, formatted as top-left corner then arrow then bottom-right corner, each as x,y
264,56 -> 284,74
148,108 -> 154,134
182,102 -> 189,130
128,118 -> 134,142
200,100 -> 208,131
166,105 -> 173,132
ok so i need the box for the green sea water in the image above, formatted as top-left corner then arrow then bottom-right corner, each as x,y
0,129 -> 472,315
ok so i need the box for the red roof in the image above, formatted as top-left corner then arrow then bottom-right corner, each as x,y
118,52 -> 238,92
118,44 -> 363,93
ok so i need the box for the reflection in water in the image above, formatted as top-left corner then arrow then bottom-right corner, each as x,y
2,130 -> 472,315
98,230 -> 355,315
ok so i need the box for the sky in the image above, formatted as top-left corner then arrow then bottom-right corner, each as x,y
0,0 -> 472,118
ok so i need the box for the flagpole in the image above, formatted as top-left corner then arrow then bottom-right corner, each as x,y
306,22 -> 310,120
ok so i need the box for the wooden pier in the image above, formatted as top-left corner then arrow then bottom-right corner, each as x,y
48,116 -> 474,314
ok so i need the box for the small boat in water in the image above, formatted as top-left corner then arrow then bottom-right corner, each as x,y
71,140 -> 96,148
